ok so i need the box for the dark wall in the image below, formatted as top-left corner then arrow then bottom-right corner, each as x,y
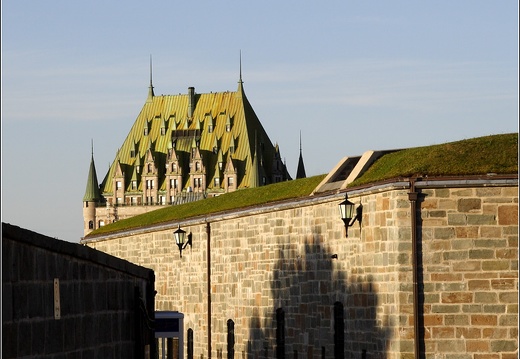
2,223 -> 155,358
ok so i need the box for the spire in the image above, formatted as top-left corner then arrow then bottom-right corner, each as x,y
83,141 -> 101,202
296,131 -> 307,179
147,55 -> 154,103
237,50 -> 245,95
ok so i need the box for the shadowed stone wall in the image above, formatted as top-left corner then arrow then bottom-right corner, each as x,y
2,223 -> 155,359
83,181 -> 518,358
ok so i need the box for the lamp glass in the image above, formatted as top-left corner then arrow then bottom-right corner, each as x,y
339,197 -> 356,220
174,226 -> 186,246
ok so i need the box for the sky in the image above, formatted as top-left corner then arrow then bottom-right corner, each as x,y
2,1 -> 518,243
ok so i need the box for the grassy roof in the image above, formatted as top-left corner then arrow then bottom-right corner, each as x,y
88,174 -> 326,236
86,133 -> 518,238
350,133 -> 518,187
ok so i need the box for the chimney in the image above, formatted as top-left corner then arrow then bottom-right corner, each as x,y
188,87 -> 195,118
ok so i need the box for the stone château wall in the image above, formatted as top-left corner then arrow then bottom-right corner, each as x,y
84,179 -> 518,358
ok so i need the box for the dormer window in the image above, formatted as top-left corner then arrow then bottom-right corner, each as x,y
130,150 -> 135,158
147,164 -> 152,173
161,127 -> 166,135
208,125 -> 214,133
195,162 -> 201,171
144,127 -> 148,136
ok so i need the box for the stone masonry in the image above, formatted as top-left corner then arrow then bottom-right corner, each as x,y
2,223 -> 156,358
83,179 -> 518,358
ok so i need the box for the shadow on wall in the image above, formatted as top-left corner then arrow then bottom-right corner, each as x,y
246,227 -> 392,359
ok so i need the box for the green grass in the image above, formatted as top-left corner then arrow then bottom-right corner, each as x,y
87,133 -> 518,237
88,174 -> 327,236
350,133 -> 518,187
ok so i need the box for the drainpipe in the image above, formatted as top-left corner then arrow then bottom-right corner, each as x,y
206,222 -> 212,359
408,178 -> 421,358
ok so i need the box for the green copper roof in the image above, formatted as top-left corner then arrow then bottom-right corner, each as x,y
83,155 -> 101,201
100,76 -> 286,194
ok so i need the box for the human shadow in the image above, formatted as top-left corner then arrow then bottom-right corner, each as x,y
246,226 -> 392,359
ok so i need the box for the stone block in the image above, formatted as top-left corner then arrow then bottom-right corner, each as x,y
471,314 -> 497,326
458,198 -> 482,212
441,292 -> 473,303
448,213 -> 467,225
474,292 -> 498,303
434,227 -> 456,239
490,340 -> 517,352
467,214 -> 496,225
469,249 -> 495,259
498,205 -> 518,225
482,260 -> 510,271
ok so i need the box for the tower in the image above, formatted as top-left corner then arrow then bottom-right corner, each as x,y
83,142 -> 102,236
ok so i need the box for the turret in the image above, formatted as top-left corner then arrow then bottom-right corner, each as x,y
83,144 -> 102,236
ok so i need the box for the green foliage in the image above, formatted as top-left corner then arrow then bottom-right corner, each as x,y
350,133 -> 518,186
88,175 -> 327,236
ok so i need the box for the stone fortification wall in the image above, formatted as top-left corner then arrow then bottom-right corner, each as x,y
85,181 -> 518,359
2,223 -> 155,359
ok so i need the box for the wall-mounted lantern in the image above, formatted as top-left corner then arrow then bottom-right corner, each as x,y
174,225 -> 192,257
338,193 -> 363,238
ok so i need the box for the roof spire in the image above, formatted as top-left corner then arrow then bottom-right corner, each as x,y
239,50 -> 243,84
237,50 -> 245,95
296,131 -> 307,179
147,55 -> 155,103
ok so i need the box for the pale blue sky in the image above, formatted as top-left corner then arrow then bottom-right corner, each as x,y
2,1 -> 518,242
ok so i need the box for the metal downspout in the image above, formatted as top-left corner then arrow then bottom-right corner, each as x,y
408,178 -> 421,358
206,222 -> 212,359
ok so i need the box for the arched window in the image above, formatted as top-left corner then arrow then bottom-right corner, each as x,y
334,302 -> 344,359
88,220 -> 94,229
187,328 -> 194,359
227,319 -> 235,359
276,308 -> 285,359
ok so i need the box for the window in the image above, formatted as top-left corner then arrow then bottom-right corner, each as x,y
116,197 -> 123,205
172,163 -> 177,172
161,127 -> 166,135
195,162 -> 200,171
334,302 -> 344,359
88,220 -> 94,229
214,178 -> 220,187
132,181 -> 137,190
208,125 -> 213,133
227,320 -> 235,359
130,150 -> 135,157
131,197 -> 137,205
148,164 -> 152,173
276,308 -> 285,359
99,220 -> 105,227
116,181 -> 122,189
187,329 -> 194,359
144,128 -> 148,136
228,177 -> 234,186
